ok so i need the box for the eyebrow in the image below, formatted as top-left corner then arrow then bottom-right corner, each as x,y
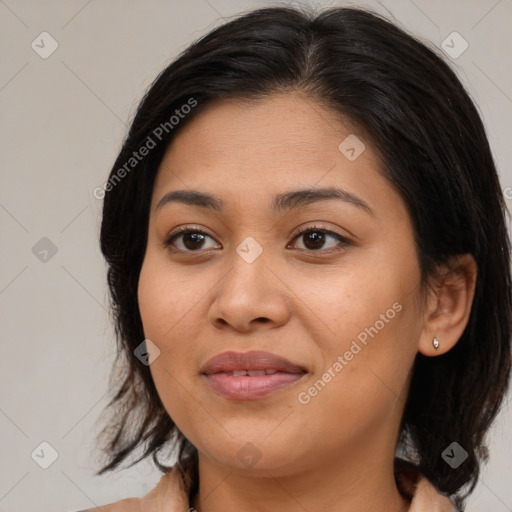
155,187 -> 374,216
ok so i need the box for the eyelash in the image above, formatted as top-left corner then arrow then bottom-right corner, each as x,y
163,224 -> 352,254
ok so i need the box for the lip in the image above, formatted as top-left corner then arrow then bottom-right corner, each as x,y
201,350 -> 307,400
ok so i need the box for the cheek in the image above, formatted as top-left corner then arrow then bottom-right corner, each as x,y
307,255 -> 420,399
137,254 -> 207,384
309,263 -> 406,354
148,360 -> 207,456
295,309 -> 417,452
138,255 -> 197,343
138,259 -> 202,435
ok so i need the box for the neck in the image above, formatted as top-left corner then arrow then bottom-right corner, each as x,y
190,451 -> 410,512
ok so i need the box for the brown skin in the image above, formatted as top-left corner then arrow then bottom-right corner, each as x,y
137,92 -> 477,512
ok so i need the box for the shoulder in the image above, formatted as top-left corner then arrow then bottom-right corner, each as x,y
410,476 -> 458,512
395,458 -> 458,512
76,466 -> 190,512
77,497 -> 142,512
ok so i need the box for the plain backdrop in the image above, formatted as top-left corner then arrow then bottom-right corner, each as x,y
1,1 -> 511,511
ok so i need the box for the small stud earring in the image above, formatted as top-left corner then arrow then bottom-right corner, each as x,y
433,337 -> 440,350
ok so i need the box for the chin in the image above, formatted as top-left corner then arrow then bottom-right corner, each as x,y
196,433 -> 306,476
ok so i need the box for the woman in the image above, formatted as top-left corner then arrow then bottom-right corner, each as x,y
82,5 -> 511,512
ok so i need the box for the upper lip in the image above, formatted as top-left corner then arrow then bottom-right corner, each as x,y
201,350 -> 307,375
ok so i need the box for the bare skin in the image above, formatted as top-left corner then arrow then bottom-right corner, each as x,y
137,92 -> 477,512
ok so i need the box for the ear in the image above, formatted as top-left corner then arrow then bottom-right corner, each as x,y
418,254 -> 477,356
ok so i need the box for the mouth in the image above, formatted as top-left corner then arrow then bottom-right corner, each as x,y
201,350 -> 307,400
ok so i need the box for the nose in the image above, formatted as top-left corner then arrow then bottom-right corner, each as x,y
207,244 -> 291,333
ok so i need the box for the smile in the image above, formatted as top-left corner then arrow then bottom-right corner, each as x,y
201,350 -> 307,400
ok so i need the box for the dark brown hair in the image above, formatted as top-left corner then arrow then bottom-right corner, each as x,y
96,6 -> 511,510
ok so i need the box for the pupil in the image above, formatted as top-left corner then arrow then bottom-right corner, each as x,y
305,231 -> 324,249
184,233 -> 204,249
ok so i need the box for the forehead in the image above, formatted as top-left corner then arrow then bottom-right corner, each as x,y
151,92 -> 401,218
159,92 -> 358,170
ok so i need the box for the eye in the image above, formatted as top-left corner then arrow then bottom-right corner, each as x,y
163,226 -> 219,252
288,224 -> 351,252
163,224 -> 352,253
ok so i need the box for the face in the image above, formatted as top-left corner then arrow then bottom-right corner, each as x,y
138,92 -> 426,477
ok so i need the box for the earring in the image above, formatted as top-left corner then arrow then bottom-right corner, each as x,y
432,337 -> 440,350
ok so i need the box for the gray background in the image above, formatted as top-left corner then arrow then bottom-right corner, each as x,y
1,1 -> 511,511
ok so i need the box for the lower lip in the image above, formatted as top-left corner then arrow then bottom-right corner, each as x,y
204,372 -> 305,400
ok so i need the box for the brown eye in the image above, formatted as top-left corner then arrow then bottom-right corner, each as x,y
164,228 -> 219,252
290,226 -> 351,252
163,225 -> 351,254
301,230 -> 326,250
